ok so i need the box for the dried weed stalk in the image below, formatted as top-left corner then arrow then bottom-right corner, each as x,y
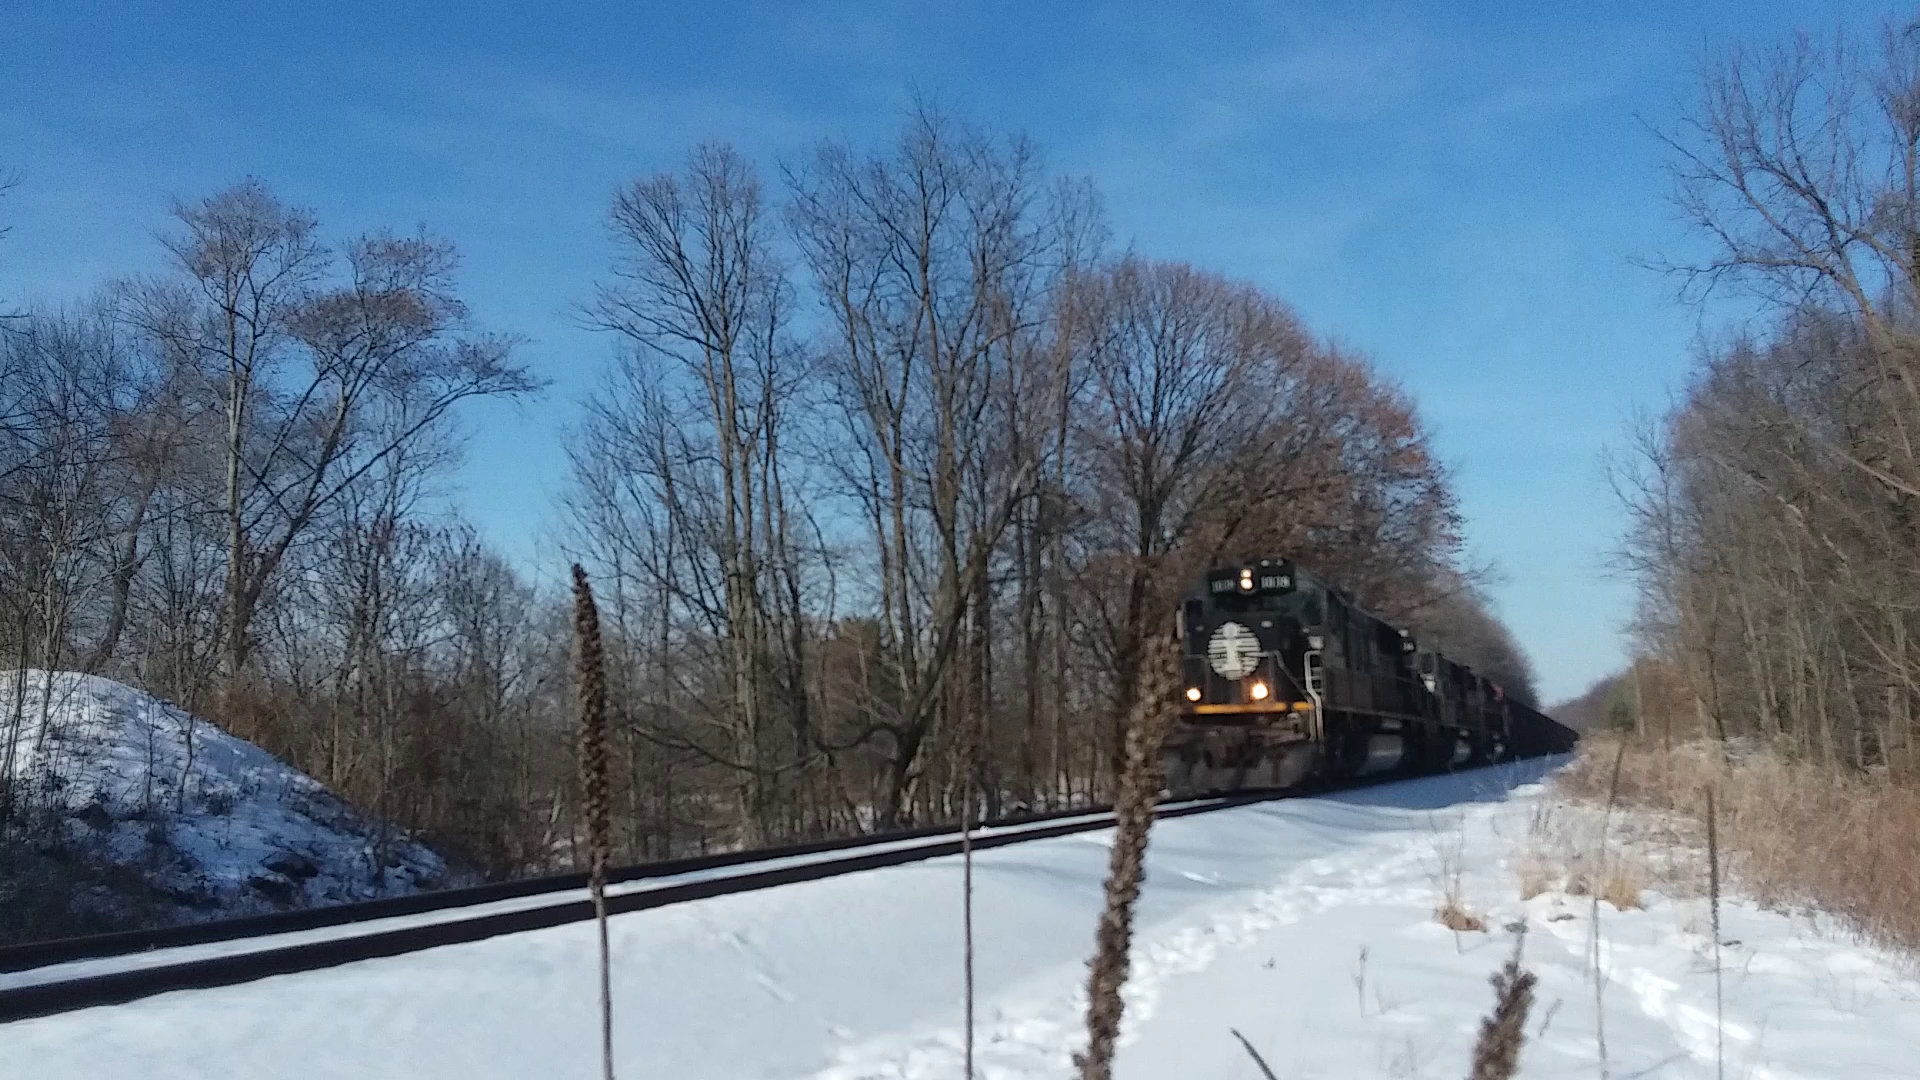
1428,813 -> 1486,936
1468,926 -> 1538,1080
1230,1027 -> 1281,1080
1073,632 -> 1176,1080
573,564 -> 615,1080
1590,739 -> 1626,1080
1707,786 -> 1723,1080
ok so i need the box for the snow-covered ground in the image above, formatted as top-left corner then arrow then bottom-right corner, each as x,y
6,758 -> 1918,1079
1,671 -> 449,926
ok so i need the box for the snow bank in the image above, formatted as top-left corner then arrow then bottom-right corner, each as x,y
1,670 -> 449,924
5,758 -> 1918,1078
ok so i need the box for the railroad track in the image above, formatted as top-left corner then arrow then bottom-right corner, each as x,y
0,789 -> 1295,1024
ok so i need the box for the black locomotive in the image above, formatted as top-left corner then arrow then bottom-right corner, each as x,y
1165,557 -> 1578,796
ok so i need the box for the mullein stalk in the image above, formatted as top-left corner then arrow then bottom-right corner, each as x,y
1074,630 -> 1176,1080
572,564 -> 615,1080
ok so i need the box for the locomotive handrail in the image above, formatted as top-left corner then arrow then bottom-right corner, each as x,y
1302,647 -> 1325,740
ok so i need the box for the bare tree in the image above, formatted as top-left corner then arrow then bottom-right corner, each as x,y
0,301 -> 155,818
1066,259 -> 1465,770
1621,16 -> 1920,771
1654,19 -> 1920,505
786,105 -> 1071,826
133,180 -> 541,693
132,181 -> 323,687
1067,259 -> 1292,769
0,169 -> 18,323
579,143 -> 814,846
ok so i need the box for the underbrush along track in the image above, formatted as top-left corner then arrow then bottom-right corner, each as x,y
1,789 -> 1307,1024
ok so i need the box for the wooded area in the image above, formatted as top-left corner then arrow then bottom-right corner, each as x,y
1611,19 -> 1920,778
0,108 -> 1536,881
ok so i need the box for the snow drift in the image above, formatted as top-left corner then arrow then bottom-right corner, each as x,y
1,670 -> 450,931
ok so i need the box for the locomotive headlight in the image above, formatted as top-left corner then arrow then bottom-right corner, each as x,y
1185,687 -> 1202,702
1238,573 -> 1253,591
1249,681 -> 1270,700
1307,634 -> 1324,651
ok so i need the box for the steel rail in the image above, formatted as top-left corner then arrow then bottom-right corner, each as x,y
0,790 -> 1282,1025
0,798 -> 1130,976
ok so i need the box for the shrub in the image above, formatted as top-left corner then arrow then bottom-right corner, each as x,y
1557,734 -> 1920,953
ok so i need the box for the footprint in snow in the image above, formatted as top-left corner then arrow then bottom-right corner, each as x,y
752,971 -> 796,1003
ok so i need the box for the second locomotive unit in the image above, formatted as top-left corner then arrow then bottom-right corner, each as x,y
1164,557 -> 1574,796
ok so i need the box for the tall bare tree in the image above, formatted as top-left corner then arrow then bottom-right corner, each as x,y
786,105 -> 1077,825
1067,259 -> 1286,767
580,143 -> 813,845
134,180 -> 540,693
1656,19 -> 1920,505
1066,258 -> 1463,770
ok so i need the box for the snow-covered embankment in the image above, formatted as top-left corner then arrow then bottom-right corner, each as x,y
1,670 -> 449,930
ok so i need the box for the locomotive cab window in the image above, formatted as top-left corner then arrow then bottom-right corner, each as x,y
1181,599 -> 1205,652
1299,595 -> 1323,626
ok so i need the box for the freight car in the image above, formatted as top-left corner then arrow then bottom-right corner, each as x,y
1164,557 -> 1577,797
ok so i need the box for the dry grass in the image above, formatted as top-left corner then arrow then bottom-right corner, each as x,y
1557,733 -> 1920,955
1515,852 -> 1556,902
1600,864 -> 1645,911
1563,854 -> 1645,911
1423,813 -> 1491,936
1511,807 -> 1655,912
1436,897 -> 1488,932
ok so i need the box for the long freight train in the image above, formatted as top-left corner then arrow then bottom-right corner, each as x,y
1164,557 -> 1577,796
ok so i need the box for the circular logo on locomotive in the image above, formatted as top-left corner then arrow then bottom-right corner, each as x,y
1207,621 -> 1261,678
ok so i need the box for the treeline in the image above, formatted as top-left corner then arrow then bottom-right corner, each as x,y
1613,18 -> 1920,776
1,107 -> 1536,880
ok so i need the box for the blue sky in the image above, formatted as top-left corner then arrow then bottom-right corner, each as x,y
1,1 -> 1897,702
